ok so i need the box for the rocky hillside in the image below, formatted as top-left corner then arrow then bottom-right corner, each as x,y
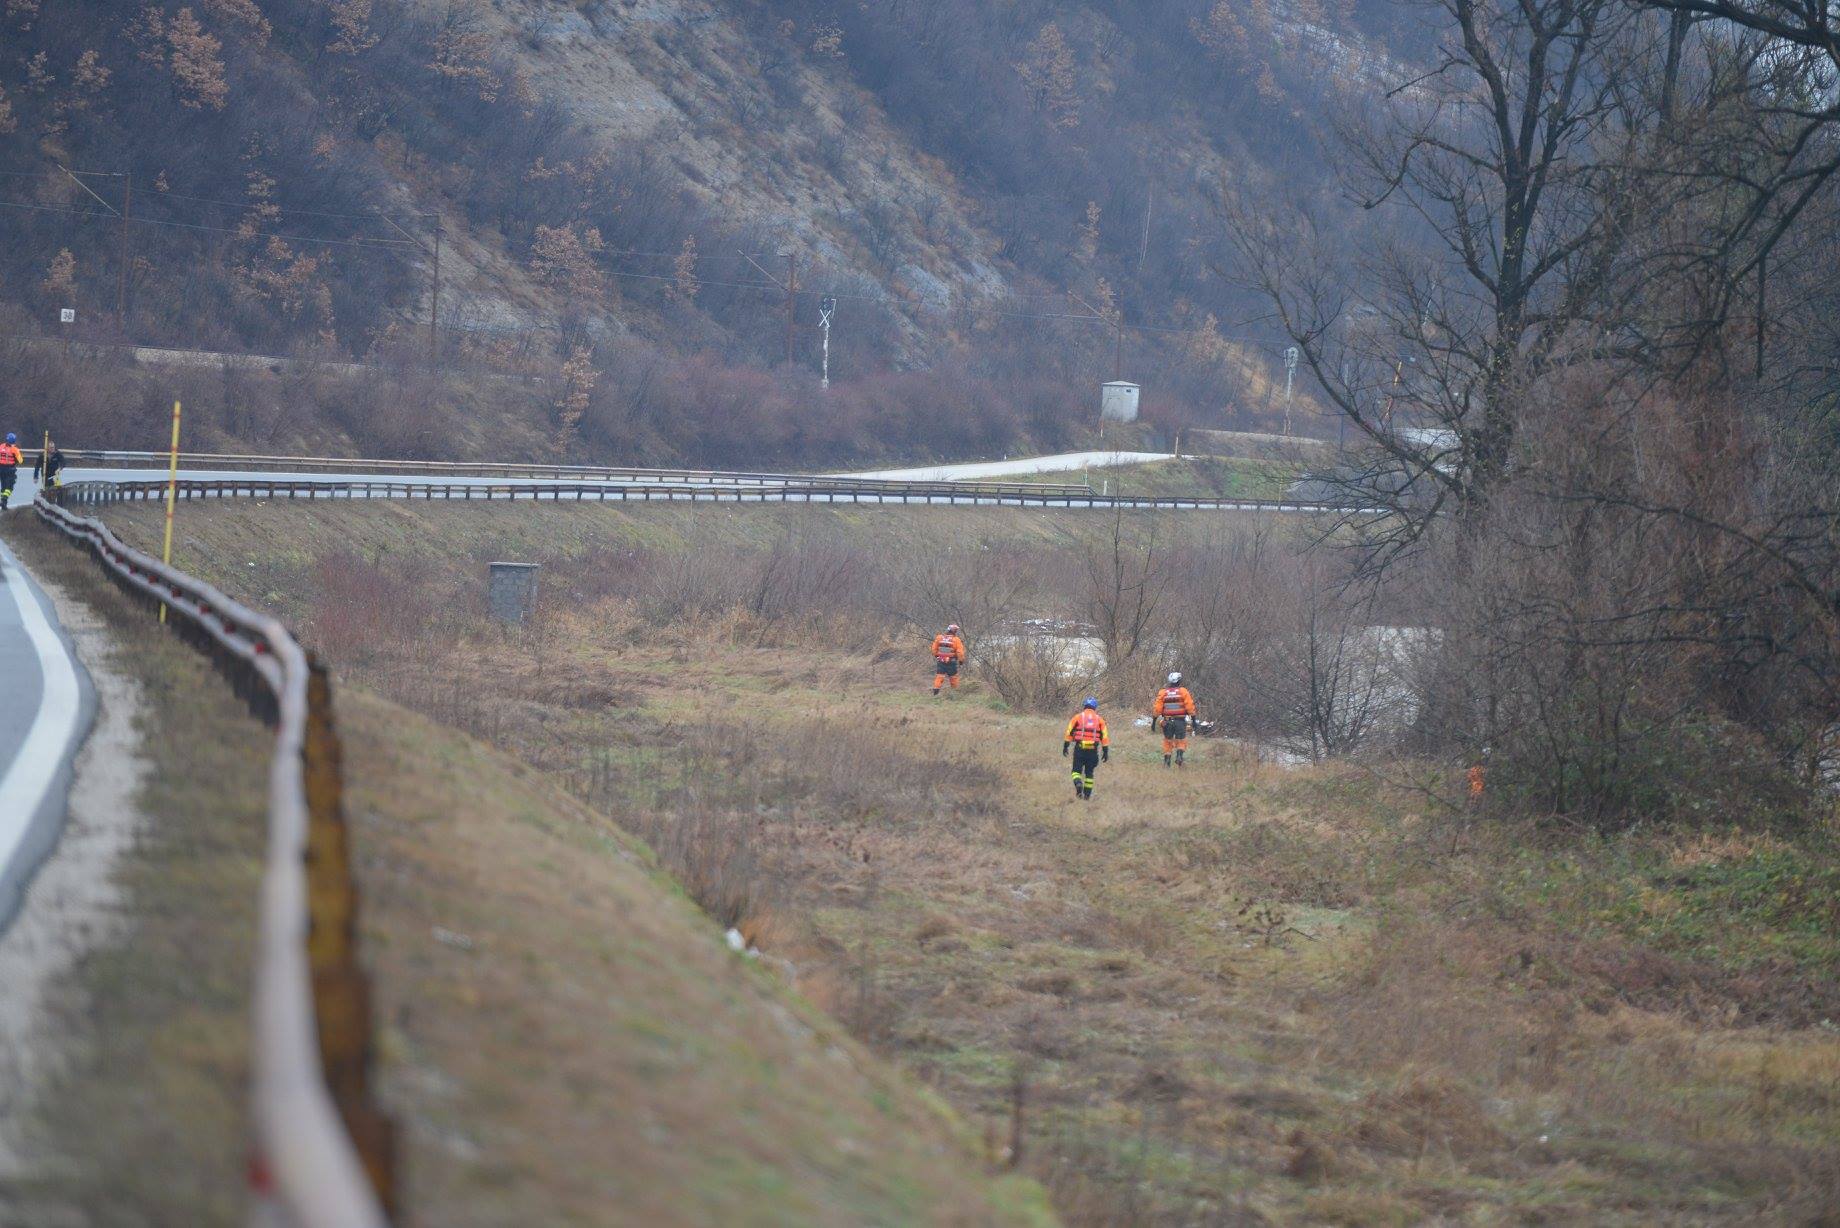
0,0 -> 1403,461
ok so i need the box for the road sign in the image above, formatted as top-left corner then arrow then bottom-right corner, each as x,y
59,308 -> 75,324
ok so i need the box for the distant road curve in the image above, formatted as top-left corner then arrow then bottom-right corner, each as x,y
839,450 -> 1169,482
21,448 -> 1373,514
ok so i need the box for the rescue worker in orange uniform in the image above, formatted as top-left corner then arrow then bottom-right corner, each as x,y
0,433 -> 22,510
1062,697 -> 1109,800
930,623 -> 966,695
1150,671 -> 1198,768
1467,748 -> 1489,809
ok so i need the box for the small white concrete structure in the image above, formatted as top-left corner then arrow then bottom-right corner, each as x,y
1100,381 -> 1140,424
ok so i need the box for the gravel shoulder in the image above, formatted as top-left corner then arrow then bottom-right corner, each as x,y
0,557 -> 144,1198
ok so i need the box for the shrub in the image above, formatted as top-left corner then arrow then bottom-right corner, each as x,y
982,633 -> 1094,714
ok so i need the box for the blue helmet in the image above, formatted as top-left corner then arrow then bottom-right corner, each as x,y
3,433 -> 13,444
1083,697 -> 1098,709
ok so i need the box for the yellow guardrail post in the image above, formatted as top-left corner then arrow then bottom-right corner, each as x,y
159,399 -> 181,624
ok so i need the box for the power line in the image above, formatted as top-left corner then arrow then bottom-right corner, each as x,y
606,267 -> 780,292
0,199 -> 112,220
0,197 -> 417,250
598,247 -> 766,263
134,214 -> 417,249
0,168 -> 124,181
146,187 -> 428,224
1,162 -> 428,227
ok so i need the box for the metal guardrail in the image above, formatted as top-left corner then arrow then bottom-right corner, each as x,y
34,496 -> 393,1227
56,477 -> 1364,514
39,449 -> 1099,498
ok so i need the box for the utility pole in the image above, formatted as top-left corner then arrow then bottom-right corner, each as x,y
60,167 -> 123,334
430,221 -> 442,366
1138,184 -> 1152,273
118,172 -> 131,331
1283,345 -> 1298,436
783,253 -> 797,369
377,212 -> 442,367
818,295 -> 835,390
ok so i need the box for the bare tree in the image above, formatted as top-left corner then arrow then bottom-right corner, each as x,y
886,543 -> 1034,657
1225,0 -> 1694,566
1081,508 -> 1169,666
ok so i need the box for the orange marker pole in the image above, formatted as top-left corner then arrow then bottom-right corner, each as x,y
159,399 -> 181,624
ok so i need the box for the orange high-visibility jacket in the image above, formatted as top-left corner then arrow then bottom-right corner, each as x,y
1064,710 -> 1109,747
931,633 -> 965,663
0,444 -> 20,467
1152,685 -> 1196,719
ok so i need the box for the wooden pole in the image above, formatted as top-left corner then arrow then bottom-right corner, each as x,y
159,399 -> 181,624
784,253 -> 797,369
430,222 -> 442,367
118,172 -> 131,332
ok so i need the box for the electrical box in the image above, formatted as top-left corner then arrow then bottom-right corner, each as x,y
1100,381 -> 1140,423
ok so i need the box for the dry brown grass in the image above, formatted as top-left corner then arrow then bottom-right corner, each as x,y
334,688 -> 1057,1227
95,499 -> 1840,1226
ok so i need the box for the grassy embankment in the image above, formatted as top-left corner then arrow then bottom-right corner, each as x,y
101,499 -> 1840,1225
5,510 -> 1052,1228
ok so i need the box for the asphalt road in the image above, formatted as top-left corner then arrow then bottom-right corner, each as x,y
0,533 -> 96,930
839,450 -> 1170,481
12,450 -> 1171,502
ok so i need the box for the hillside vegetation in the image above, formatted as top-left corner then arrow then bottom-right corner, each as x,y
0,0 -> 1377,461
96,498 -> 1840,1225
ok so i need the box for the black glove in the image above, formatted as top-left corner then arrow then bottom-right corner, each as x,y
1101,746 -> 1109,762
1062,742 -> 1070,757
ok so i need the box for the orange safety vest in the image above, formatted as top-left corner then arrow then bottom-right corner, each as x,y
1155,686 -> 1196,718
932,633 -> 964,662
0,444 -> 20,467
1467,764 -> 1486,798
1065,709 -> 1108,746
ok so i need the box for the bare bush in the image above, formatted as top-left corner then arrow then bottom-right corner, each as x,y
306,549 -> 454,666
981,634 -> 1094,715
1079,509 -> 1169,667
632,548 -> 752,624
881,542 -> 1038,655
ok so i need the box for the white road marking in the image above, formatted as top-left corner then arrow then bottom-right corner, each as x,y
0,545 -> 85,888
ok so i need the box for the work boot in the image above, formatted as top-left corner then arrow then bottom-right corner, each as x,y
1163,753 -> 1172,767
932,687 -> 941,696
1176,750 -> 1185,767
1073,780 -> 1083,799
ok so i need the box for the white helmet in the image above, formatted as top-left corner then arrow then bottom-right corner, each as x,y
947,623 -> 960,634
1167,672 -> 1182,685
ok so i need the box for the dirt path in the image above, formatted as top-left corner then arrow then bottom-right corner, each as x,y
0,571 -> 147,1193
